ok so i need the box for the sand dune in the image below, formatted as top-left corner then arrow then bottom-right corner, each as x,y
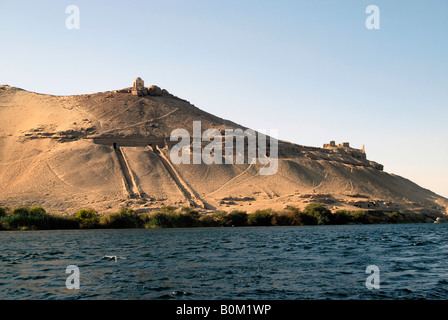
0,84 -> 446,219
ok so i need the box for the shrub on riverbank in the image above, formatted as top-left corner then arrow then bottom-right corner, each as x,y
74,208 -> 100,229
195,210 -> 249,227
303,202 -> 333,225
145,206 -> 200,228
272,206 -> 317,226
0,207 -> 6,218
218,210 -> 248,227
248,209 -> 274,226
100,207 -> 143,229
332,209 -> 369,224
271,209 -> 296,226
197,212 -> 221,227
0,202 -> 432,231
0,206 -> 78,230
145,207 -> 179,228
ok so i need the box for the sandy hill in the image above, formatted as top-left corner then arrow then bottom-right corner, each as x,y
0,83 -> 447,220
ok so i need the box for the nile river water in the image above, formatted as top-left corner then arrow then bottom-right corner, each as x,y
0,223 -> 447,299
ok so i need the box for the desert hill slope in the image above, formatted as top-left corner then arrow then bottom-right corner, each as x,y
0,84 -> 447,220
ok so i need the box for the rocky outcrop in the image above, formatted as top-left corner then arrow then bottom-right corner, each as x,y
20,125 -> 97,142
147,85 -> 163,96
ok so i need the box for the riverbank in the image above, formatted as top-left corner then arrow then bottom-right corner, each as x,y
0,202 -> 440,231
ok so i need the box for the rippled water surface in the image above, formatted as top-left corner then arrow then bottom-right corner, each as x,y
1,224 -> 447,299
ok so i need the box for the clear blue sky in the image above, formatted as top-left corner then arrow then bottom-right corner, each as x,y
1,0 -> 447,197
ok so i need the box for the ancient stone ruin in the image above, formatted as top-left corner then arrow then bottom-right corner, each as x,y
114,77 -> 165,97
323,140 -> 367,160
132,77 -> 145,96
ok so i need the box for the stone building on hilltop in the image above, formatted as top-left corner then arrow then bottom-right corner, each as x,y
132,77 -> 147,96
115,77 -> 165,97
323,140 -> 366,160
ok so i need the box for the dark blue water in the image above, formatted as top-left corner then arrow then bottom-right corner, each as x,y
1,223 -> 447,300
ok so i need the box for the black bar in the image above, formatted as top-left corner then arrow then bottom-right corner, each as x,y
1,300 -> 447,318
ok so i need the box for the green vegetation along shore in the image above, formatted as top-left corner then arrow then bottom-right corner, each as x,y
0,203 -> 430,231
